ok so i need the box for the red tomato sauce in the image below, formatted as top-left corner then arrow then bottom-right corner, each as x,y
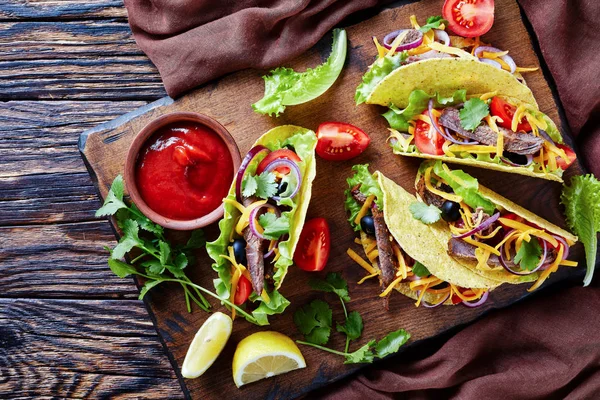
135,121 -> 233,220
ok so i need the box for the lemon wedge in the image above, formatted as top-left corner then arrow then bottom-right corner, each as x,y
181,312 -> 232,379
232,331 -> 306,387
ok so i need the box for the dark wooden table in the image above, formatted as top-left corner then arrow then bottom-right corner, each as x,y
0,1 -> 184,397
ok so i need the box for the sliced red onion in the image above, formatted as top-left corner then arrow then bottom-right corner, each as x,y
248,203 -> 281,240
461,290 -> 489,308
500,232 -> 548,275
433,29 -> 450,46
538,129 -> 556,146
263,238 -> 281,259
452,212 -> 500,239
263,159 -> 302,202
418,291 -> 450,308
500,154 -> 533,167
474,46 -> 517,73
427,99 -> 478,145
383,29 -> 423,51
552,235 -> 570,260
235,145 -> 270,201
479,57 -> 502,70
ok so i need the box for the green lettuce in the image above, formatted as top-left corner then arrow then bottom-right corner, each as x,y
383,89 -> 467,131
355,51 -> 408,105
561,174 -> 600,286
344,164 -> 384,231
252,29 -> 347,117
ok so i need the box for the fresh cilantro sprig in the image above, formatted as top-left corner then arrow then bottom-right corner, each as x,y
242,171 -> 278,199
459,98 -> 490,131
514,238 -> 543,271
259,213 -> 290,240
409,201 -> 441,224
295,273 -> 410,363
97,175 -> 260,324
411,261 -> 431,277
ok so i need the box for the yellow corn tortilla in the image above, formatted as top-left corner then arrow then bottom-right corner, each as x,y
366,58 -> 538,108
414,162 -> 577,283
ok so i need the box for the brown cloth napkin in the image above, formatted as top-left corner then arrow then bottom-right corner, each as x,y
124,0 -> 600,398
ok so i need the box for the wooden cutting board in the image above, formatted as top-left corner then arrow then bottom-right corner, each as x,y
79,0 -> 586,398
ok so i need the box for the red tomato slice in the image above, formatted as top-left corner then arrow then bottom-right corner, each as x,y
490,96 -> 532,132
234,275 -> 252,305
294,218 -> 331,272
443,0 -> 495,38
554,144 -> 576,170
316,122 -> 370,161
256,149 -> 301,175
414,115 -> 445,156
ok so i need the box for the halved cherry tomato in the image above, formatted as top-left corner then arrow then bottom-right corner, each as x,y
256,149 -> 301,175
234,275 -> 252,305
316,122 -> 370,161
414,114 -> 445,156
490,96 -> 532,132
443,0 -> 495,38
294,217 -> 330,272
554,144 -> 576,170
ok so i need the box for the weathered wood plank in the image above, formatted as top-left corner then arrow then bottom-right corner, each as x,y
0,0 -> 127,20
0,298 -> 183,398
0,221 -> 138,298
0,21 -> 164,100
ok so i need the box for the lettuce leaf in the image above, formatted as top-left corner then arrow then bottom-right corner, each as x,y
355,51 -> 408,105
561,174 -> 600,286
344,164 -> 383,231
252,29 -> 347,116
383,89 -> 467,131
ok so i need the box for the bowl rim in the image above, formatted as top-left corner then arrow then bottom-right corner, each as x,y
124,111 -> 241,231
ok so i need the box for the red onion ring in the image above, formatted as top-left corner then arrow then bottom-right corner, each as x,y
538,129 -> 556,146
500,154 -> 533,167
427,99 -> 478,145
500,231 -> 548,275
383,29 -> 423,51
452,212 -> 500,239
263,159 -> 302,202
478,57 -> 502,70
552,235 -> 570,260
474,46 -> 517,73
248,203 -> 281,240
433,29 -> 450,46
418,291 -> 450,308
461,290 -> 489,308
235,145 -> 270,201
263,238 -> 281,259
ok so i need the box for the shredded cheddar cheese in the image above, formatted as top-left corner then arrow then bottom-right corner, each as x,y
463,237 -> 501,256
480,91 -> 498,101
428,41 -> 477,59
347,248 -> 377,275
498,218 -> 559,247
528,243 -> 564,292
425,167 -> 463,203
235,200 -> 267,236
447,144 -> 497,153
260,289 -> 271,303
387,30 -> 409,56
354,194 -> 375,225
380,275 -> 405,297
358,272 -> 379,284
373,36 -> 386,59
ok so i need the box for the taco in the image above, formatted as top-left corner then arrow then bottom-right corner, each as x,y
207,125 -> 317,325
345,164 -> 498,309
412,160 -> 578,291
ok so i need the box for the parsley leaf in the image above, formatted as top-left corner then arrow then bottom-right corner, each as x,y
375,329 -> 411,358
308,272 -> 351,302
258,213 -> 290,240
561,174 -> 600,286
411,261 -> 431,277
459,98 -> 490,131
514,237 -> 543,271
344,340 -> 376,364
336,311 -> 363,341
419,16 -> 448,33
409,201 -> 442,224
293,299 -> 332,345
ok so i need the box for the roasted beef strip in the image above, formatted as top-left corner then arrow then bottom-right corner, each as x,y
242,197 -> 265,295
439,108 -> 544,155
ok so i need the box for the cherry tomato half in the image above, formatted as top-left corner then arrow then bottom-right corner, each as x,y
234,275 -> 252,305
316,122 -> 370,161
414,114 -> 445,156
443,0 -> 495,38
294,217 -> 331,272
256,149 -> 301,175
490,96 -> 532,132
555,144 -> 576,170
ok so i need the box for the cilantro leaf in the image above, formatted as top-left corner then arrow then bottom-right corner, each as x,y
459,98 -> 490,131
308,272 -> 350,302
111,219 -> 142,259
419,16 -> 448,33
258,213 -> 290,240
411,261 -> 431,277
139,280 -> 162,300
129,203 -> 164,237
344,340 -> 376,364
142,259 -> 165,275
562,174 -> 600,286
256,172 -> 278,199
409,201 -> 441,224
375,329 -> 411,358
336,311 -> 363,341
107,258 -> 137,278
514,238 -> 543,271
253,29 -> 347,116
185,230 -> 205,249
95,175 -> 127,217
242,174 -> 258,198
158,241 -> 171,266
293,299 -> 332,345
